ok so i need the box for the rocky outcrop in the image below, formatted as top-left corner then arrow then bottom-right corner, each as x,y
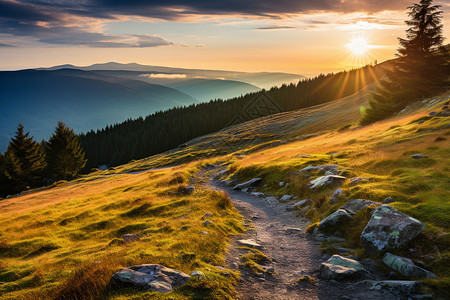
320,255 -> 370,280
233,178 -> 262,191
382,253 -> 438,279
310,175 -> 346,189
318,199 -> 377,234
361,205 -> 425,257
111,264 -> 190,292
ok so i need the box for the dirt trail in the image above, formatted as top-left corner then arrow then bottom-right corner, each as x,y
208,179 -> 327,299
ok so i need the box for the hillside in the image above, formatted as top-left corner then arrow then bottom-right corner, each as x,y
1,82 -> 448,299
0,69 -> 199,151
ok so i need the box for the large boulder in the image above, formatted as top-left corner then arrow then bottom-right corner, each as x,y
320,255 -> 370,280
361,205 -> 425,257
233,178 -> 262,190
318,199 -> 377,234
310,175 -> 346,189
382,253 -> 438,279
111,264 -> 190,292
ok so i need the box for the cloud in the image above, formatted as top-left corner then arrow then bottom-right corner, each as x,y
256,26 -> 297,30
0,42 -> 16,47
140,73 -> 187,79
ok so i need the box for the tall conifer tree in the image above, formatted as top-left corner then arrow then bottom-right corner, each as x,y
361,0 -> 448,125
46,121 -> 87,180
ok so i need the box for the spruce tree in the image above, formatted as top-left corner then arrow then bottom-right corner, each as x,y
361,0 -> 448,125
46,121 -> 87,180
6,124 -> 46,189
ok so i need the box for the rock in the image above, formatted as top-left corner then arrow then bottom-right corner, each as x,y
341,199 -> 377,214
410,294 -> 434,299
293,199 -> 313,209
220,272 -> 231,277
203,220 -> 213,226
411,154 -> 427,159
383,197 -> 395,204
320,255 -> 370,280
310,175 -> 346,189
318,199 -> 377,233
357,280 -> 420,295
286,206 -> 295,212
202,212 -> 213,219
332,188 -> 343,198
200,231 -> 209,235
233,178 -> 262,190
325,171 -> 335,176
336,247 -> 349,254
279,195 -> 292,202
349,177 -> 371,185
300,164 -> 339,174
382,253 -> 438,279
238,239 -> 262,249
190,271 -> 205,279
361,205 -> 425,257
279,181 -> 285,186
318,209 -> 353,234
285,227 -> 302,234
250,192 -> 266,197
429,111 -> 437,116
111,264 -> 190,292
123,233 -> 141,244
183,186 -> 195,194
180,225 -> 189,231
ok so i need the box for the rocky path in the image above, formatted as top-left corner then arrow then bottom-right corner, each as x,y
210,180 -> 323,299
207,178 -> 417,300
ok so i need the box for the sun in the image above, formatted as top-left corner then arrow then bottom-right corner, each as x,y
347,37 -> 369,56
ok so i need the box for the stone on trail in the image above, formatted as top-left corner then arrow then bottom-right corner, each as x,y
293,199 -> 313,209
361,205 -> 425,257
310,175 -> 346,189
238,239 -> 262,249
233,178 -> 262,190
320,255 -> 370,280
382,253 -> 438,279
279,195 -> 292,202
111,264 -> 190,292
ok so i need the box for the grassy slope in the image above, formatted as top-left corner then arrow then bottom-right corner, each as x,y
0,86 -> 448,298
0,163 -> 244,299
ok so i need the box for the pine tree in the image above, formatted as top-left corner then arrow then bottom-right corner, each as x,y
361,0 -> 448,125
46,121 -> 87,180
6,124 -> 46,188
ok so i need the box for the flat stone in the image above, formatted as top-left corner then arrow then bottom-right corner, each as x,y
233,178 -> 262,190
349,177 -> 371,185
238,239 -> 262,249
361,205 -> 425,257
111,264 -> 190,292
293,199 -> 313,209
357,280 -> 421,295
382,252 -> 438,279
250,192 -> 266,197
310,175 -> 346,189
411,154 -> 427,159
320,255 -> 370,280
279,195 -> 292,202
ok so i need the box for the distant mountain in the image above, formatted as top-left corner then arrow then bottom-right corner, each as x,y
166,79 -> 261,101
39,62 -> 305,90
0,69 -> 198,151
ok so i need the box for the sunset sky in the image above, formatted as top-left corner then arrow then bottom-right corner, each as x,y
0,0 -> 448,76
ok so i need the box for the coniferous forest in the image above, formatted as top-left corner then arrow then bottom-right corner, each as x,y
80,64 -> 383,169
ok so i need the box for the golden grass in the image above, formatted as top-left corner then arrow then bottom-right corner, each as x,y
0,163 -> 244,299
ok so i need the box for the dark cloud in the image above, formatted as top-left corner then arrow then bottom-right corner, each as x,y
0,0 -> 412,47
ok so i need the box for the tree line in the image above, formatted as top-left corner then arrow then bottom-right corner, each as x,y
79,63 -> 382,170
0,122 -> 86,197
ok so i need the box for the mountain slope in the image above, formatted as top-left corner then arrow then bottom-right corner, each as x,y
40,62 -> 305,89
0,69 -> 198,151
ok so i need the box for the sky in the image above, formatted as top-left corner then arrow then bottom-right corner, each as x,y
0,0 -> 448,76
